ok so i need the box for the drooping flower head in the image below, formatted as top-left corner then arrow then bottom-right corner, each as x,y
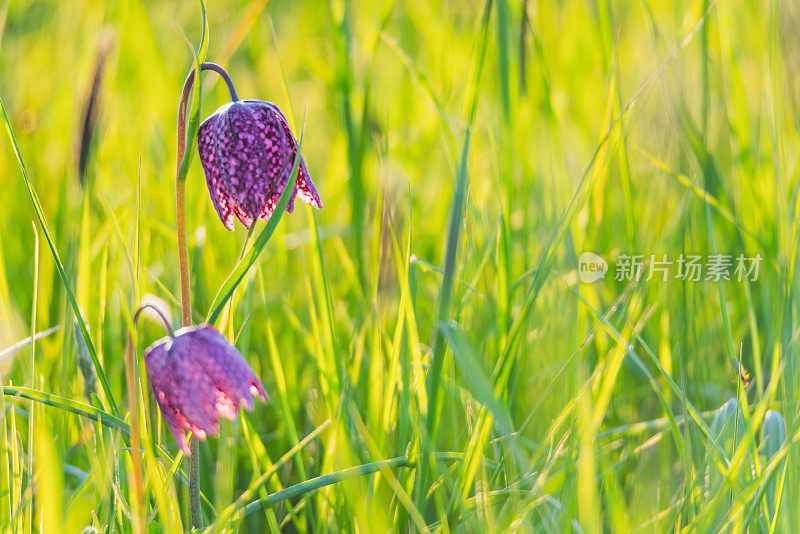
197,99 -> 322,231
144,324 -> 266,454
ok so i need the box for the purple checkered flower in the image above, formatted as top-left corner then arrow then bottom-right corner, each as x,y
144,324 -> 266,455
197,100 -> 322,231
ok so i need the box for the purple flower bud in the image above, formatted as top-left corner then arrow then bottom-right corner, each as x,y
197,100 -> 322,231
144,324 -> 267,455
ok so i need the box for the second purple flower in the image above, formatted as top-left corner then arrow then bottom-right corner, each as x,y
197,99 -> 322,231
144,324 -> 267,454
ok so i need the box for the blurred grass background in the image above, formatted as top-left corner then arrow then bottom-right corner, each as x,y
1,0 -> 799,531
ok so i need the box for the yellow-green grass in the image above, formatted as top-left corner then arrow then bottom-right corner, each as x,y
0,0 -> 796,531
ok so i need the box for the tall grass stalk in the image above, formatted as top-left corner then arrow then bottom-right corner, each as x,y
1,0 -> 798,530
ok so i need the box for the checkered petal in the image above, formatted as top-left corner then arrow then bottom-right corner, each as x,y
197,100 -> 322,231
144,325 -> 267,455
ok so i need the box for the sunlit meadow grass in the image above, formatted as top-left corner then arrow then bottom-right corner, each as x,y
1,0 -> 798,531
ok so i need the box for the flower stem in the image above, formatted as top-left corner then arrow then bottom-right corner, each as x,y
176,179 -> 192,329
189,441 -> 201,523
177,141 -> 203,531
176,67 -> 198,530
199,62 -> 239,102
133,303 -> 175,337
175,60 -> 238,530
124,304 -> 175,531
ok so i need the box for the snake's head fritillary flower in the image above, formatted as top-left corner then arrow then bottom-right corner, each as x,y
197,100 -> 322,231
144,324 -> 266,455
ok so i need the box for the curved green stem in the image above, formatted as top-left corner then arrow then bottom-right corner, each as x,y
176,82 -> 200,526
133,303 -> 175,337
176,61 -> 238,529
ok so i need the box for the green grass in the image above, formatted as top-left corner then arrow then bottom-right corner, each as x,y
0,0 -> 798,531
